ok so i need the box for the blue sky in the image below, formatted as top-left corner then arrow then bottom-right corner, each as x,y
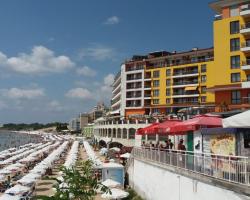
0,0 -> 215,123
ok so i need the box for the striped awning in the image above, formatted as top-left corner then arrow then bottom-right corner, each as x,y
185,86 -> 197,91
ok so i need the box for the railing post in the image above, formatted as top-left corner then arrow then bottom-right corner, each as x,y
244,158 -> 248,185
203,153 -> 205,174
229,156 -> 231,182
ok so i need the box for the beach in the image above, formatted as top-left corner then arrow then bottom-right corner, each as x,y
0,131 -> 42,152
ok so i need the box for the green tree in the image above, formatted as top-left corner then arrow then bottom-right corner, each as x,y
37,160 -> 110,200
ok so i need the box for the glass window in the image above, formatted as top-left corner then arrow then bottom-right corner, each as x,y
166,98 -> 170,104
166,89 -> 171,96
153,90 -> 159,97
201,64 -> 206,73
153,80 -> 159,87
166,69 -> 171,76
231,55 -> 240,69
231,90 -> 241,104
152,99 -> 159,105
230,5 -> 239,17
231,73 -> 241,82
201,75 -> 207,83
230,21 -> 239,34
166,79 -> 171,86
201,86 -> 206,94
152,108 -> 160,114
230,38 -> 240,51
248,93 -> 250,104
153,70 -> 160,78
247,74 -> 250,81
201,96 -> 206,103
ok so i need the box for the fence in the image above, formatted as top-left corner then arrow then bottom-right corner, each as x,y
132,147 -> 250,186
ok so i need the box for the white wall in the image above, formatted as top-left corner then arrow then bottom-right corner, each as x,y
129,159 -> 247,200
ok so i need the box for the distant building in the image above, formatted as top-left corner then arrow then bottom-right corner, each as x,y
68,117 -> 80,131
79,113 -> 89,129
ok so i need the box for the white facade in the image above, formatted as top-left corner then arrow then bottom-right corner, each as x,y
128,159 -> 248,200
111,64 -> 126,117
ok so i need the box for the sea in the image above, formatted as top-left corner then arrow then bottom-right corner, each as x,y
0,131 -> 41,151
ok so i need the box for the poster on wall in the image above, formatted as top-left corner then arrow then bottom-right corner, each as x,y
193,131 -> 202,153
210,134 -> 235,155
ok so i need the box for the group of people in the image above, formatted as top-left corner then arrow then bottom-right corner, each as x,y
141,139 -> 186,151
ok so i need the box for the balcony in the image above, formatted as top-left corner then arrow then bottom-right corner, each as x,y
126,94 -> 142,99
172,70 -> 199,78
172,81 -> 199,88
242,80 -> 250,88
240,4 -> 250,17
144,85 -> 151,90
241,60 -> 250,70
144,93 -> 151,99
240,23 -> 250,35
172,93 -> 199,98
126,103 -> 141,108
241,41 -> 250,52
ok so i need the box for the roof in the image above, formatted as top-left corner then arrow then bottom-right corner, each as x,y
209,0 -> 249,13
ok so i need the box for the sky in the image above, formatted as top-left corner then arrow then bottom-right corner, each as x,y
0,0 -> 216,123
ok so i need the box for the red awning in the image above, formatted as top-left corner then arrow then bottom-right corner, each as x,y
136,123 -> 160,135
171,115 -> 222,133
155,120 -> 182,135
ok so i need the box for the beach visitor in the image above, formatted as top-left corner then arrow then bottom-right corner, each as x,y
168,139 -> 174,149
177,139 -> 186,151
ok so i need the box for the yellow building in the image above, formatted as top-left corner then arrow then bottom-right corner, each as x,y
209,0 -> 250,111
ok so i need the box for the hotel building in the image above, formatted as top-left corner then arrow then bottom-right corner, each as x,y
209,0 -> 250,111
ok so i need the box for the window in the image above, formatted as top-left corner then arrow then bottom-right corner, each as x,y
152,99 -> 159,104
230,21 -> 239,34
231,73 -> 241,82
201,96 -> 206,103
166,69 -> 171,76
166,89 -> 171,96
166,79 -> 171,86
153,90 -> 159,97
230,5 -> 239,17
153,80 -> 159,87
231,90 -> 241,104
230,38 -> 240,51
166,98 -> 170,104
153,70 -> 160,78
201,75 -> 206,83
201,64 -> 206,73
152,108 -> 160,114
201,86 -> 206,94
247,74 -> 250,81
231,55 -> 240,69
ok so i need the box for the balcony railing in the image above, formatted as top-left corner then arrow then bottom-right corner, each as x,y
241,41 -> 250,48
127,76 -> 142,81
241,4 -> 250,12
126,104 -> 141,107
173,81 -> 198,85
241,22 -> 250,30
126,66 -> 144,72
132,148 -> 250,186
173,100 -> 199,104
144,94 -> 151,97
127,95 -> 142,98
173,92 -> 199,96
127,85 -> 142,89
173,70 -> 198,76
242,60 -> 250,66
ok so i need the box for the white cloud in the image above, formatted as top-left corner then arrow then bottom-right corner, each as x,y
78,45 -> 116,61
104,74 -> 115,86
2,88 -> 45,99
65,88 -> 93,100
0,100 -> 7,110
76,66 -> 97,77
104,16 -> 120,25
48,100 -> 64,112
0,46 -> 75,75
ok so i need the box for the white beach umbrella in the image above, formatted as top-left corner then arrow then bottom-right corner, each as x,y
101,188 -> 129,199
109,147 -> 120,152
5,184 -> 30,195
102,179 -> 121,188
0,194 -> 21,200
120,153 -> 131,159
18,177 -> 36,186
223,110 -> 250,128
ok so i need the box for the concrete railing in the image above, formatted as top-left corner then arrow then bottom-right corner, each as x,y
132,147 -> 250,186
